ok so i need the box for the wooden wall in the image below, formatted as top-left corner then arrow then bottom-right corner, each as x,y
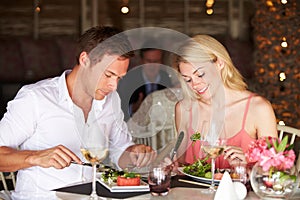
0,0 -> 80,38
0,0 -> 254,39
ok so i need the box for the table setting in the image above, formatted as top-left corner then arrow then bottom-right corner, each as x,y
54,130 -> 300,200
3,129 -> 299,200
54,172 -> 300,200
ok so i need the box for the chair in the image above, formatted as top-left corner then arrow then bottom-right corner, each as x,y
128,120 -> 176,151
277,124 -> 300,172
127,88 -> 182,151
0,172 -> 16,191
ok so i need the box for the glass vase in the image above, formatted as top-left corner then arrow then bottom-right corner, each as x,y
250,162 -> 299,199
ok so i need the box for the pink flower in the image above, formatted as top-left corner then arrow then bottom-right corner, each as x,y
283,150 -> 296,169
259,148 -> 285,171
246,136 -> 296,171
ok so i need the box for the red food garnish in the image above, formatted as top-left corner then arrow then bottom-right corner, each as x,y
117,176 -> 140,186
214,173 -> 223,180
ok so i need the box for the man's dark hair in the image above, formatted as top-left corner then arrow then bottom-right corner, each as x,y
75,26 -> 134,65
140,48 -> 163,59
139,39 -> 164,59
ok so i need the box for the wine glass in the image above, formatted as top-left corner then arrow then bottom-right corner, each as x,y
80,128 -> 108,199
201,139 -> 226,193
200,121 -> 227,193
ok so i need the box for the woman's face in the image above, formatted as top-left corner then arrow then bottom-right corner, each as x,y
179,61 -> 221,100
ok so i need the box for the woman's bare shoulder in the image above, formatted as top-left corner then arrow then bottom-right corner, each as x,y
251,94 -> 273,111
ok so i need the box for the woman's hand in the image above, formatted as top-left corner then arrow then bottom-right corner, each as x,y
161,156 -> 179,173
223,146 -> 247,166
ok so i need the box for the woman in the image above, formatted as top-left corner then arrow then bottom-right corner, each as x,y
173,35 -> 278,169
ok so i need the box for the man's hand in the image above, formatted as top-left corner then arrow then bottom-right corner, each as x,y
119,144 -> 156,169
26,145 -> 82,169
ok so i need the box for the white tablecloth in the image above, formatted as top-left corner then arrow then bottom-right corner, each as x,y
55,187 -> 300,200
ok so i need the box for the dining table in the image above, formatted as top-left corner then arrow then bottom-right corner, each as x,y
55,175 -> 300,200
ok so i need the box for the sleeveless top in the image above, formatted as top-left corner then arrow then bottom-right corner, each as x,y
185,94 -> 256,169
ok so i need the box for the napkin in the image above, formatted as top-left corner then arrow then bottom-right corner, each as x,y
214,171 -> 247,200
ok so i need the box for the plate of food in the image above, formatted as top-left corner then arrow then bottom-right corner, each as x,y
178,159 -> 235,184
178,167 -> 222,184
96,168 -> 149,192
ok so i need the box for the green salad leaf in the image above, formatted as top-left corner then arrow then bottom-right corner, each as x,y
183,157 -> 211,178
101,168 -> 124,183
190,132 -> 201,142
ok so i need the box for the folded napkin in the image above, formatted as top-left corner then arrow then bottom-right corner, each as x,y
214,171 -> 247,200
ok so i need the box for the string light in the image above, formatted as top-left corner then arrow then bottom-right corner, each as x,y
35,6 -> 41,13
205,0 -> 214,15
121,6 -> 129,14
281,37 -> 288,48
206,0 -> 214,7
206,8 -> 213,15
266,0 -> 274,7
279,72 -> 286,81
281,0 -> 288,5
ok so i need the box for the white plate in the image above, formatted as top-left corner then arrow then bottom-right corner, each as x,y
96,173 -> 149,193
178,167 -> 221,184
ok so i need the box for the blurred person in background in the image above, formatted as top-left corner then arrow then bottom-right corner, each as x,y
118,40 -> 173,121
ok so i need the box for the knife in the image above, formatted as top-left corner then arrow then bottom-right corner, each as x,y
70,161 -> 110,169
71,161 -> 98,167
170,131 -> 184,161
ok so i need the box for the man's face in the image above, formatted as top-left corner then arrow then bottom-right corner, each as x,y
141,49 -> 163,80
92,55 -> 129,100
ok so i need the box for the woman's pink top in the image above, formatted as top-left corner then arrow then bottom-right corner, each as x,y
185,94 -> 256,169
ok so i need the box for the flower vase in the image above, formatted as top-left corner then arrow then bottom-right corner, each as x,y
250,162 -> 299,199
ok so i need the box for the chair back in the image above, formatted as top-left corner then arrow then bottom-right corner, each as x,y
0,172 -> 16,191
131,123 -> 176,151
277,124 -> 300,172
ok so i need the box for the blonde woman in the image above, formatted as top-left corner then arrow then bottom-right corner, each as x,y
173,35 -> 278,169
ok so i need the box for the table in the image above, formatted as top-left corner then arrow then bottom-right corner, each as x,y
55,175 -> 300,200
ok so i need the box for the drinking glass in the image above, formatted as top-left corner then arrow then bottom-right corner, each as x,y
148,164 -> 171,196
231,160 -> 247,184
201,139 -> 226,193
80,129 -> 108,199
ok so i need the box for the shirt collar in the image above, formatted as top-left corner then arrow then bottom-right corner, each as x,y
58,70 -> 107,112
92,95 -> 107,113
142,70 -> 161,84
58,70 -> 72,104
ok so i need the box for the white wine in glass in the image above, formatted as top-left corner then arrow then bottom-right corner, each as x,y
201,145 -> 225,159
201,139 -> 226,193
80,147 -> 108,199
80,148 -> 108,164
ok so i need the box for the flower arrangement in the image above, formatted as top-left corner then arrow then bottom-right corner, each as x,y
245,135 -> 296,171
247,136 -> 299,199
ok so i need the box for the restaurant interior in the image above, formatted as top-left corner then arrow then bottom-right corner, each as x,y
0,0 -> 300,198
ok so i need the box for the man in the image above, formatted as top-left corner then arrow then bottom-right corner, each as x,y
118,46 -> 173,121
0,26 -> 155,199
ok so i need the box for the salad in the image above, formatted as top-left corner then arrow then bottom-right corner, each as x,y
100,168 -> 141,186
183,157 -> 212,179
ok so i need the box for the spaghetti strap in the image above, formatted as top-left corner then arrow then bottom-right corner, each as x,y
241,94 -> 254,129
189,107 -> 193,130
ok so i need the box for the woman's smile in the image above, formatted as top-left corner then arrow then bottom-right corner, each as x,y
195,85 -> 209,95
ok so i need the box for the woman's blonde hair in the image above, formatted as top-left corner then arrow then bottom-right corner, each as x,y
173,34 -> 247,100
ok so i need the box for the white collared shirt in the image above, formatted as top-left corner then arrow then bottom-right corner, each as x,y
0,71 -> 134,199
